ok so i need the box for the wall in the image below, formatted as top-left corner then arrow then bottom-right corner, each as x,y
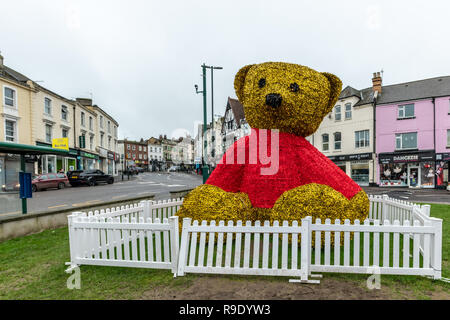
435,97 -> 450,153
0,79 -> 33,144
376,99 -> 434,153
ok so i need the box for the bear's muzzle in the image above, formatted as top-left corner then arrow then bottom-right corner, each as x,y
265,93 -> 282,108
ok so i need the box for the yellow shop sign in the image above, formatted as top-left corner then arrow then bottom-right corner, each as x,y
52,138 -> 69,150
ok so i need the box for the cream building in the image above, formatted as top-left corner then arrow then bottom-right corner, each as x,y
307,85 -> 377,186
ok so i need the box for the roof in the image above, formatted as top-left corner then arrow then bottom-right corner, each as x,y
352,75 -> 450,107
1,65 -> 32,84
375,75 -> 450,105
339,86 -> 361,99
227,97 -> 245,127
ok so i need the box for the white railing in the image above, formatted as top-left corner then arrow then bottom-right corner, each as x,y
66,195 -> 442,282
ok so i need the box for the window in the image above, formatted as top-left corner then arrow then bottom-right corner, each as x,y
355,130 -> 370,148
45,124 -> 52,143
108,137 -> 111,149
89,117 -> 93,130
398,104 -> 415,119
144,154 -> 147,160
127,153 -> 131,158
139,146 -> 142,151
100,133 -> 104,147
108,121 -> 111,133
335,105 -> 341,121
90,136 -> 94,150
100,115 -> 104,128
447,130 -> 450,147
4,87 -> 16,107
132,145 -> 136,150
139,154 -> 142,159
44,98 -> 52,115
334,132 -> 341,150
396,132 -> 417,150
62,128 -> 68,138
5,120 -> 16,141
150,147 -> 153,152
127,145 -> 130,150
61,105 -> 68,121
81,112 -> 85,126
143,146 -> 146,152
345,103 -> 352,119
322,134 -> 329,151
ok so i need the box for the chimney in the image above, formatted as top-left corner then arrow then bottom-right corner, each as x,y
372,71 -> 382,94
0,53 -> 3,68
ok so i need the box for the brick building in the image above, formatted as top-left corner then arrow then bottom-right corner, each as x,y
118,139 -> 148,171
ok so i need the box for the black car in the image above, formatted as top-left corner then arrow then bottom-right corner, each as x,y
68,169 -> 114,187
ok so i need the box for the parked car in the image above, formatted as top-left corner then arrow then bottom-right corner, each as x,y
135,167 -> 145,173
168,165 -> 180,172
68,169 -> 114,186
32,173 -> 70,192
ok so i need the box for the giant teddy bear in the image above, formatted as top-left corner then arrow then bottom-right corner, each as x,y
177,62 -> 369,225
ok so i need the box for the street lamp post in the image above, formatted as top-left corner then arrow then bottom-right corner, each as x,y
195,64 -> 222,184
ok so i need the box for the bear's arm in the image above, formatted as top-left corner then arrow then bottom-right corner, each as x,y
205,136 -> 248,193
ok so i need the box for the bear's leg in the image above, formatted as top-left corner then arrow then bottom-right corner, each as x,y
176,184 -> 254,224
271,183 -> 369,246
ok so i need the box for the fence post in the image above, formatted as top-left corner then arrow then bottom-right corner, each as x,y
177,218 -> 192,277
67,212 -> 82,267
300,216 -> 312,281
169,216 -> 180,276
430,218 -> 442,280
382,194 -> 389,223
422,204 -> 431,217
141,200 -> 151,220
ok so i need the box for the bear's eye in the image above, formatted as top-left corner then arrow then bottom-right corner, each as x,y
258,78 -> 266,88
290,83 -> 299,92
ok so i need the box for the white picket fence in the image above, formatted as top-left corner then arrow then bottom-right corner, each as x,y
66,195 -> 443,283
66,199 -> 182,273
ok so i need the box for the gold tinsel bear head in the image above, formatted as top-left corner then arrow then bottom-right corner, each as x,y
234,62 -> 342,137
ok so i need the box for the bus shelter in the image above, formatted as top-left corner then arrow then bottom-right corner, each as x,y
0,142 -> 69,215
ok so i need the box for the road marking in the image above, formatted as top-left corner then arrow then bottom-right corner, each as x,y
48,204 -> 68,209
112,194 -> 128,199
0,211 -> 21,216
72,199 -> 102,207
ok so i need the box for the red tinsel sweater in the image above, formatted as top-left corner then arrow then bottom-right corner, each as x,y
206,128 -> 362,208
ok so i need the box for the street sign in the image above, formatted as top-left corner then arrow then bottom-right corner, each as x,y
52,138 -> 69,150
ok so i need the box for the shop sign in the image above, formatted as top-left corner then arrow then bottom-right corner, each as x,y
52,138 -> 69,150
98,148 -> 108,158
107,151 -> 114,160
436,153 -> 450,161
379,151 -> 435,164
328,153 -> 372,162
80,152 -> 99,160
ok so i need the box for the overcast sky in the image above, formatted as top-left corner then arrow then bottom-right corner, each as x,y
1,0 -> 450,140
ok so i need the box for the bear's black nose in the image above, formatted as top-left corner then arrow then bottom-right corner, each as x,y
265,93 -> 282,108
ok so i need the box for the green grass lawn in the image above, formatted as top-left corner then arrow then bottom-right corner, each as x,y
0,203 -> 449,300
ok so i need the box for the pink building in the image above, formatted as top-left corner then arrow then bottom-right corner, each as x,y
376,76 -> 450,188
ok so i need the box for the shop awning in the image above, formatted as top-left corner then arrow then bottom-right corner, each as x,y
0,142 -> 69,156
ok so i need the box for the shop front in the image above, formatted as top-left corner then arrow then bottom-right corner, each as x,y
36,142 -> 77,174
328,153 -> 373,186
97,147 -> 108,173
79,151 -> 98,171
435,153 -> 450,189
107,151 -> 115,175
114,152 -> 121,175
378,150 -> 435,188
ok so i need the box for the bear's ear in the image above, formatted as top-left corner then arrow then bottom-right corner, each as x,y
234,64 -> 255,103
322,72 -> 343,111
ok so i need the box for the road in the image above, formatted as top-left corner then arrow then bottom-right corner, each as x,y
26,172 -> 202,214
5,173 -> 449,217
